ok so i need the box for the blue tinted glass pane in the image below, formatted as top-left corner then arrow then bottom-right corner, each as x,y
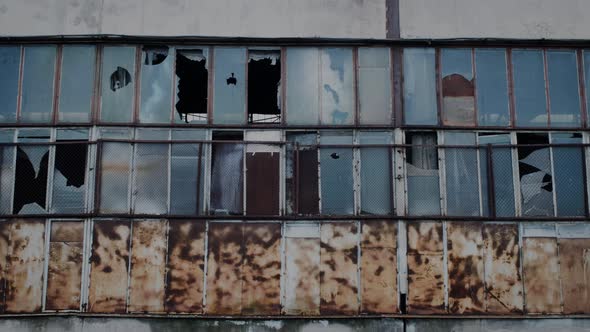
0,46 -> 20,123
478,134 -> 515,217
475,49 -> 510,126
321,48 -> 354,125
547,51 -> 581,127
320,131 -> 354,215
286,48 -> 320,125
513,50 -> 547,127
59,46 -> 95,123
360,131 -> 392,215
170,130 -> 207,215
406,132 -> 440,215
441,49 -> 475,126
403,48 -> 437,125
445,132 -> 479,216
100,47 -> 136,122
140,46 -> 173,123
21,46 -> 56,123
552,133 -> 585,216
213,47 -> 246,124
358,47 -> 391,125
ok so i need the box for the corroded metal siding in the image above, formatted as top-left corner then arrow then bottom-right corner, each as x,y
407,222 -> 445,314
128,220 -> 168,313
165,220 -> 205,313
46,221 -> 84,311
523,237 -> 562,314
88,220 -> 131,313
360,220 -> 397,314
284,237 -> 320,315
558,238 -> 590,314
0,222 -> 10,313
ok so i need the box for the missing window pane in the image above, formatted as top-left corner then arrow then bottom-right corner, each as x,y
175,49 -> 208,124
248,50 -> 281,124
517,133 -> 554,216
14,147 -> 49,214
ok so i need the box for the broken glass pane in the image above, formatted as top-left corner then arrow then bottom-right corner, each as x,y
517,133 -> 554,216
444,132 -> 480,216
358,47 -> 392,125
475,49 -> 510,126
321,48 -> 354,125
21,46 -> 56,123
140,46 -> 173,123
406,132 -> 440,215
133,129 -> 169,214
213,47 -> 246,124
0,129 -> 15,214
100,46 -> 135,123
170,129 -> 207,215
210,131 -> 243,215
286,48 -> 320,125
547,50 -> 581,127
52,129 -> 89,213
248,50 -> 281,124
0,46 -> 20,123
403,48 -> 437,125
100,142 -> 132,213
14,129 -> 51,214
442,49 -> 475,126
175,48 -> 208,124
58,46 -> 95,123
286,132 -> 319,215
478,133 -> 515,217
513,50 -> 547,127
320,131 -> 354,215
360,131 -> 392,215
552,133 -> 585,216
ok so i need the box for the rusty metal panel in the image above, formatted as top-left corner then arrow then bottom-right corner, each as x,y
165,220 -> 205,313
246,153 -> 280,215
0,221 -> 10,313
241,223 -> 281,315
558,238 -> 590,314
483,224 -> 523,314
128,220 -> 167,313
205,223 -> 243,315
284,237 -> 320,315
447,222 -> 485,314
5,220 -> 45,313
360,220 -> 397,314
88,220 -> 131,313
320,222 -> 359,315
523,237 -> 562,314
46,221 -> 84,311
407,222 -> 445,314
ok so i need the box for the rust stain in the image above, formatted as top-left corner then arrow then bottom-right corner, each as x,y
205,223 -> 243,315
241,223 -> 281,315
46,221 -> 84,311
246,153 -> 280,215
88,220 -> 131,313
360,220 -> 397,314
128,220 -> 167,313
165,220 -> 205,313
320,223 -> 359,315
558,238 -> 590,314
5,220 -> 45,313
0,221 -> 11,313
523,237 -> 562,314
284,237 -> 320,315
407,222 -> 445,314
447,222 -> 484,314
483,224 -> 523,314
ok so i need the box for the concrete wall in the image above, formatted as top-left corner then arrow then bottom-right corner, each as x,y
399,0 -> 590,39
0,0 -> 386,39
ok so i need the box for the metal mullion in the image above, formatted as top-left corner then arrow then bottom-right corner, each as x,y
511,132 -> 523,217
544,49 -> 552,126
577,50 -> 588,128
280,47 -> 287,125
51,45 -> 63,125
438,131 -> 447,216
507,49 -> 516,128
16,46 -> 24,123
91,45 -> 102,124
548,133 -> 559,217
132,46 -> 141,124
46,128 -> 57,213
471,48 -> 479,127
353,47 -> 360,126
207,47 -> 214,125
169,46 -> 176,125
435,48 -> 443,126
353,130 -> 361,215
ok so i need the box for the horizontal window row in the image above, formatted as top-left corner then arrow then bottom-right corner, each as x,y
0,128 -> 587,218
2,45 -> 590,128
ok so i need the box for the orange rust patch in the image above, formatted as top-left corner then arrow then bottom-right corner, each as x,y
284,237 -> 320,315
558,238 -> 590,314
523,237 -> 562,314
0,221 -> 11,313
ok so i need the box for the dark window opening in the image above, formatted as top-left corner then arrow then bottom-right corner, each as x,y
110,67 -> 132,92
143,46 -> 169,65
175,49 -> 208,123
286,132 -> 319,215
517,133 -> 553,216
210,131 -> 243,215
248,50 -> 281,124
52,141 -> 88,213
13,147 -> 49,214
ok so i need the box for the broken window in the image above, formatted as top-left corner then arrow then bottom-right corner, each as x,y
213,48 -> 246,124
406,132 -> 440,215
58,46 -> 95,123
321,48 -> 354,125
475,49 -> 510,126
547,50 -> 581,127
99,129 -> 132,213
133,129 -> 169,214
14,129 -> 50,214
517,133 -> 554,216
170,129 -> 207,215
478,133 -> 515,217
248,50 -> 281,123
513,50 -> 547,127
245,131 -> 280,215
100,46 -> 135,123
358,47 -> 392,125
0,46 -> 20,123
359,131 -> 393,215
403,48 -> 437,125
0,129 -> 15,214
444,132 -> 480,216
210,131 -> 243,215
286,48 -> 320,125
552,133 -> 585,216
140,46 -> 173,123
442,49 -> 475,126
20,46 -> 56,123
51,129 -> 88,213
286,132 -> 319,215
320,131 -> 354,215
175,49 -> 208,124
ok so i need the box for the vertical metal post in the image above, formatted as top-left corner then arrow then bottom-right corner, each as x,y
196,142 -> 203,214
486,144 -> 496,218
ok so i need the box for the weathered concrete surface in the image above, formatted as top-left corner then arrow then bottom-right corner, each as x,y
407,318 -> 590,332
0,0 -> 386,39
